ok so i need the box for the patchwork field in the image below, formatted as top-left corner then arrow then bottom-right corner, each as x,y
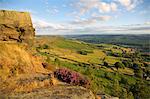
33,36 -> 150,98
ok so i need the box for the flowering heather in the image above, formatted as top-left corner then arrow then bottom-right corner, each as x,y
54,68 -> 90,88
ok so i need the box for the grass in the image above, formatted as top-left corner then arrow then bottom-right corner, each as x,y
0,42 -> 48,79
53,38 -> 93,51
1,36 -> 148,98
0,42 -> 33,77
27,36 -> 149,98
50,58 -> 137,95
105,56 -> 121,65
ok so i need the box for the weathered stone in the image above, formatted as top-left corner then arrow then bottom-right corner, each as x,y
0,10 -> 35,42
0,85 -> 95,99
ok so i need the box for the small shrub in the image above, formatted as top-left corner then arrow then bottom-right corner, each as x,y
77,50 -> 88,55
54,68 -> 90,88
113,53 -> 122,57
36,44 -> 49,50
114,62 -> 125,70
132,63 -> 140,70
103,61 -> 109,67
122,60 -> 132,68
134,69 -> 143,78
43,44 -> 49,49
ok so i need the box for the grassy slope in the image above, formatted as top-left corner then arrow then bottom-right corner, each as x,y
35,36 -> 139,96
67,35 -> 150,53
0,42 -> 54,94
36,36 -> 134,74
36,37 -> 129,64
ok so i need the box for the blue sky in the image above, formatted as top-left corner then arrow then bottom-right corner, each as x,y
0,0 -> 150,35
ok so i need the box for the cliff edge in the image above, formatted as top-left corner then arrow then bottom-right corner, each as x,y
0,10 -> 35,42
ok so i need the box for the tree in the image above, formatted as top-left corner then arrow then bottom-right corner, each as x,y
114,62 -> 125,70
77,50 -> 87,55
122,60 -> 132,68
132,63 -> 140,70
134,68 -> 143,78
120,76 -> 128,85
43,44 -> 49,49
143,62 -> 149,67
103,61 -> 108,67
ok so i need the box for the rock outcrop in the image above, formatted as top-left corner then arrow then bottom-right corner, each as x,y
0,10 -> 35,42
0,10 -> 95,99
0,85 -> 95,99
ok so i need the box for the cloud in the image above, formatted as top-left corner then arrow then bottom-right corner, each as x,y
76,0 -> 118,15
32,16 -> 150,35
32,18 -> 65,30
98,2 -> 111,13
74,0 -> 143,16
144,21 -> 150,25
117,0 -> 143,10
111,2 -> 118,11
89,23 -> 150,34
70,15 -> 112,25
32,17 -> 78,35
44,0 -> 59,15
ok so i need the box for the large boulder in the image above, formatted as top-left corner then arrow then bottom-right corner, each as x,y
0,10 -> 35,42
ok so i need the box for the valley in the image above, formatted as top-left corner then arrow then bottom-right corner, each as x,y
34,35 -> 150,98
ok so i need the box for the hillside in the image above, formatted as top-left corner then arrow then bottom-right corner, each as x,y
0,10 -> 149,99
0,42 -> 95,99
66,35 -> 150,53
0,34 -> 149,98
0,10 -> 95,99
35,36 -> 150,99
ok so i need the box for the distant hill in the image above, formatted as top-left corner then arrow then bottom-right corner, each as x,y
65,34 -> 150,53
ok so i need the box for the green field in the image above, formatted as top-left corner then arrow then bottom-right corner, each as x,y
34,36 -> 150,99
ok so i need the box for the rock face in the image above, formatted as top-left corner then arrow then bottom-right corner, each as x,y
1,85 -> 95,99
0,10 -> 35,42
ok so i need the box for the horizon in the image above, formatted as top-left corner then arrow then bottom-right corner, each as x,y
0,0 -> 150,35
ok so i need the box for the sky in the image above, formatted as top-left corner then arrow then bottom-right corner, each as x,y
0,0 -> 150,35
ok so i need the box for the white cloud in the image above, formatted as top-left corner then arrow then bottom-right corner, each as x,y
118,0 -> 131,7
44,0 -> 59,15
111,2 -> 118,11
77,23 -> 150,34
32,16 -> 150,35
70,15 -> 112,25
32,18 -> 65,30
76,0 -> 118,15
145,21 -> 150,25
117,0 -> 143,10
74,0 -> 143,16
